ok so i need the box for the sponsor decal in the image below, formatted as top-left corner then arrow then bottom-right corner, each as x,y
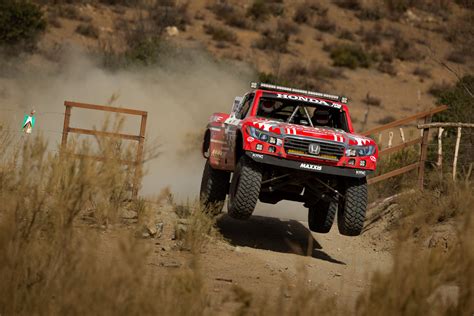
370,156 -> 377,162
349,135 -> 370,146
211,115 -> 224,122
255,121 -> 279,132
285,127 -> 297,135
224,117 -> 241,126
356,170 -> 366,176
211,149 -> 223,158
300,163 -> 322,171
276,93 -> 342,109
332,134 -> 344,142
251,153 -> 264,159
247,136 -> 255,143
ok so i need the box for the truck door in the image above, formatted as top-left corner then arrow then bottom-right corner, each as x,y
223,93 -> 254,170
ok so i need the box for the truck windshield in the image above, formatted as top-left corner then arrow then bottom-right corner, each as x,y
256,97 -> 349,132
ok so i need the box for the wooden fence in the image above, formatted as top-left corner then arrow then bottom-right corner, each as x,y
416,122 -> 474,181
361,105 -> 448,189
61,101 -> 148,198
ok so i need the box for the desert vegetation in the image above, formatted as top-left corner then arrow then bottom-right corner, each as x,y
1,0 -> 473,314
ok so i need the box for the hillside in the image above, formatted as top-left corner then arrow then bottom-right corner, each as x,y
11,0 -> 474,131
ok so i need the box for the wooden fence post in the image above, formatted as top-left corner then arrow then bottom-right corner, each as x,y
453,127 -> 462,182
132,113 -> 148,199
61,104 -> 71,149
418,114 -> 432,190
437,127 -> 444,170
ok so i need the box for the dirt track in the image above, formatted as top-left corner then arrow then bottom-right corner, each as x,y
142,205 -> 393,313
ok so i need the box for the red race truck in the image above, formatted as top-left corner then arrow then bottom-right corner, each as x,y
200,82 -> 378,236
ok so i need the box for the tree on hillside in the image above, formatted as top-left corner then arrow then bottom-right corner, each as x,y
0,0 -> 46,54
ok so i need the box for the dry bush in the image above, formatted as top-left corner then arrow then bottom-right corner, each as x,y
149,0 -> 190,33
56,4 -> 91,21
203,23 -> 237,43
358,24 -> 383,46
172,201 -> 220,253
446,49 -> 467,64
413,66 -> 431,80
0,117 -> 215,315
314,16 -> 337,33
377,115 -> 396,124
75,23 -> 99,38
338,29 -> 355,41
427,81 -> 452,96
247,0 -> 284,21
377,61 -> 397,76
254,23 -> 290,53
359,183 -> 474,315
365,93 -> 382,106
392,35 -> 424,61
333,0 -> 361,10
209,1 -> 249,29
293,1 -> 327,24
356,4 -> 383,20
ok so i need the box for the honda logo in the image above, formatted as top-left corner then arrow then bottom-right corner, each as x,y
308,143 -> 321,155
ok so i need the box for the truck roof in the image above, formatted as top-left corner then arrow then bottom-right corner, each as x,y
250,82 -> 348,104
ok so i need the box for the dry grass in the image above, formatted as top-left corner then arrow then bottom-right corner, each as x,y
359,182 -> 474,315
1,116 -> 472,314
0,119 -> 210,315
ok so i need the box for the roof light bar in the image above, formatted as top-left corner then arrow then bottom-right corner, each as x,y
250,82 -> 348,103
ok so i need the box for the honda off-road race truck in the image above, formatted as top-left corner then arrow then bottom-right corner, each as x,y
200,82 -> 378,236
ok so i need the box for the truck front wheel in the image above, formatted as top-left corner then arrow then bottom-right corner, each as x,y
337,177 -> 368,236
308,199 -> 337,233
200,160 -> 230,215
227,156 -> 262,220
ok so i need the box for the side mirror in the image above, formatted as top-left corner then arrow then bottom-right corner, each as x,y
231,96 -> 243,113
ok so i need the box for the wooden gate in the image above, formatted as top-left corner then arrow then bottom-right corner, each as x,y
61,101 -> 148,198
362,105 -> 447,189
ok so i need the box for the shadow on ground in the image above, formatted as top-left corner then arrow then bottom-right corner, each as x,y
216,214 -> 345,265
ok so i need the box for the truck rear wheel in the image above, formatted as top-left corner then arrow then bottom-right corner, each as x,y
200,160 -> 230,216
337,177 -> 368,236
308,199 -> 337,233
227,156 -> 262,220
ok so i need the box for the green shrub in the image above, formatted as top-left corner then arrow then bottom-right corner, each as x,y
429,75 -> 474,179
0,0 -> 46,52
329,44 -> 371,69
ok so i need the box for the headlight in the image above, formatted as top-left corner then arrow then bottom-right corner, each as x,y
247,126 -> 283,146
345,145 -> 375,157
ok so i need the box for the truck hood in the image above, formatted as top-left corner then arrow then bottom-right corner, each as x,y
247,118 -> 374,146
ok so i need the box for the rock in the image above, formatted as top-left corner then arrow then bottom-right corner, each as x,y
334,272 -> 342,277
165,26 -> 179,37
119,209 -> 138,219
234,246 -> 242,252
156,222 -> 164,238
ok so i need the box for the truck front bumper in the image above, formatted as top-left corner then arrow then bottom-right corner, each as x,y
246,152 -> 372,178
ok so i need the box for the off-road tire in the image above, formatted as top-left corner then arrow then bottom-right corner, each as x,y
308,199 -> 337,233
200,160 -> 230,216
337,177 -> 368,236
227,156 -> 262,220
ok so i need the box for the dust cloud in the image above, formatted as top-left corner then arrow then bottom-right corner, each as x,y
0,47 -> 307,221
